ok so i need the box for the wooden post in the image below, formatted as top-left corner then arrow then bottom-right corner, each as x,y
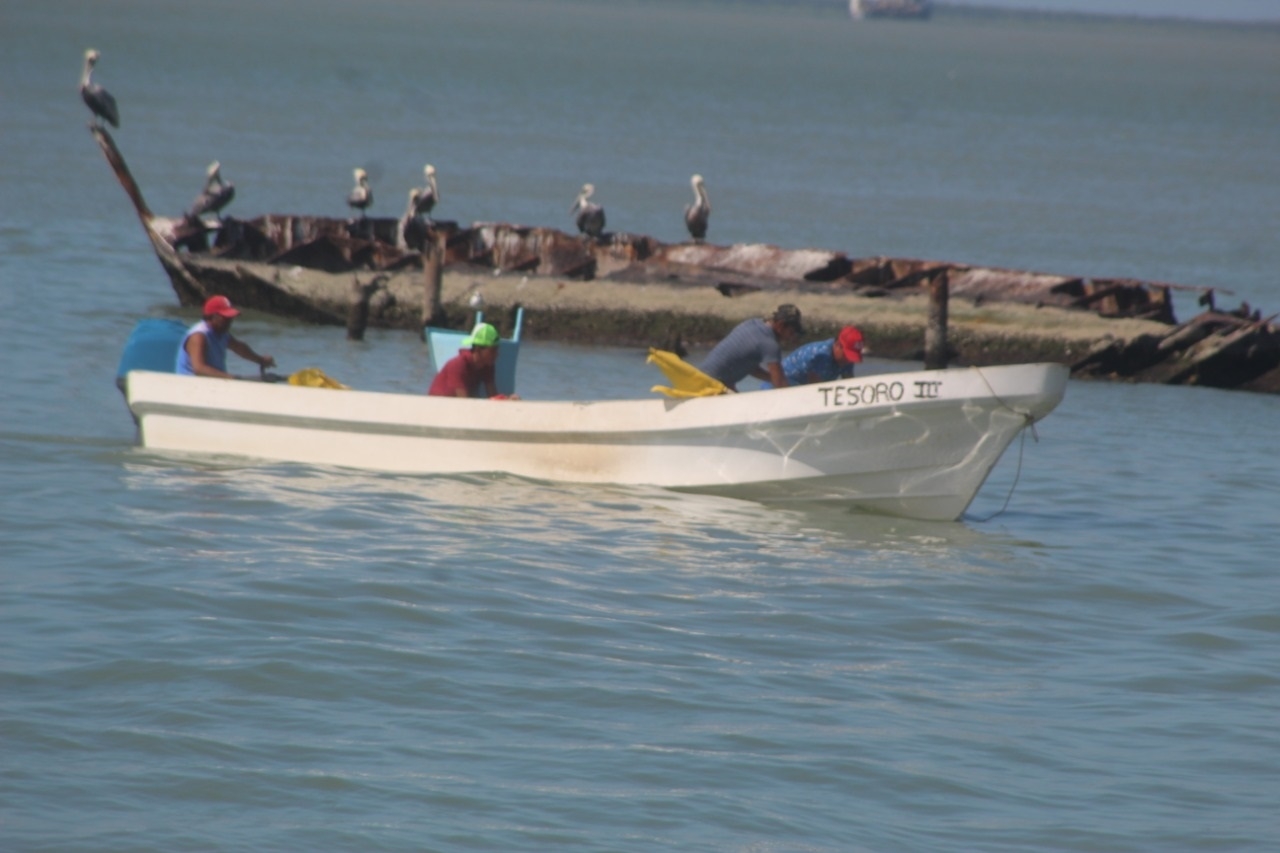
346,275 -> 368,341
507,303 -> 523,339
347,274 -> 383,341
924,268 -> 949,370
421,229 -> 445,338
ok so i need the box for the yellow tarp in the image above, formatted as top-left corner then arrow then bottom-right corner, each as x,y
646,348 -> 729,398
288,367 -> 349,390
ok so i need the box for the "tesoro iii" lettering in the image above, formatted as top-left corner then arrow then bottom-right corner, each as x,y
817,380 -> 944,406
818,381 -> 905,407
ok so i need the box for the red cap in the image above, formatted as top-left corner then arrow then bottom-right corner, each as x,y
838,326 -> 864,363
203,295 -> 240,318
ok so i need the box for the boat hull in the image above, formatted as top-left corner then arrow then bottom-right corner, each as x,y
125,363 -> 1068,521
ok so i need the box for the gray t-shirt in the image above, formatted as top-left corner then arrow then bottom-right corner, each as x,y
699,317 -> 781,390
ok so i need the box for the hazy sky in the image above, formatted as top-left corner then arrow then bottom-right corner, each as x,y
955,0 -> 1280,22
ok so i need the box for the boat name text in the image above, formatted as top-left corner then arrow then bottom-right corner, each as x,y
818,379 -> 942,407
913,380 -> 942,399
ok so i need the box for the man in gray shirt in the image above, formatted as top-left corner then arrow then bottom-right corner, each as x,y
699,304 -> 803,391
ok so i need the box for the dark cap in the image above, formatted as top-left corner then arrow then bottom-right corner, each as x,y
772,304 -> 803,334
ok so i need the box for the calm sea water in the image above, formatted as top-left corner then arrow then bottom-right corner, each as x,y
3,1 -> 1279,850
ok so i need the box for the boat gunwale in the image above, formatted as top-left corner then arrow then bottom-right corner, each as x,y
125,362 -> 1066,440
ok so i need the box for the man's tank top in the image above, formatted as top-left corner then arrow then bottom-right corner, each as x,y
175,320 -> 229,375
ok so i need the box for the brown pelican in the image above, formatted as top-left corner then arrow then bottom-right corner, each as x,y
187,160 -> 235,221
397,188 -> 428,251
347,168 -> 372,218
413,164 -> 439,222
79,49 -> 119,129
571,183 -> 606,240
684,173 -> 711,243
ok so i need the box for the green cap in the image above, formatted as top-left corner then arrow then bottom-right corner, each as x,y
463,322 -> 500,348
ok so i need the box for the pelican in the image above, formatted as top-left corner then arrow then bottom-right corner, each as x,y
571,183 -> 606,240
188,160 -> 235,221
397,188 -> 427,251
684,173 -> 711,243
414,164 -> 439,222
79,49 -> 119,129
347,167 -> 372,217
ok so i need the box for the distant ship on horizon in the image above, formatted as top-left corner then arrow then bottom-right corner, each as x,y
849,0 -> 933,19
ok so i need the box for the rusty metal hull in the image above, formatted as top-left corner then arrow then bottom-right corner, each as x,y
90,125 -> 1280,393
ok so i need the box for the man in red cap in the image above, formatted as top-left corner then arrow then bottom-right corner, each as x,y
764,325 -> 864,388
176,295 -> 275,378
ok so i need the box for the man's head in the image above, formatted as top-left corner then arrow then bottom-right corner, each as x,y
835,326 -> 864,364
202,295 -> 240,330
770,304 -> 803,342
464,322 -> 501,366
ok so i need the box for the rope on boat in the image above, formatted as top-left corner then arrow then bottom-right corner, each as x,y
968,366 -> 1041,523
969,425 -> 1031,523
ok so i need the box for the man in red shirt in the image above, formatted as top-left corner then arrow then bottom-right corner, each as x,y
428,322 -> 515,398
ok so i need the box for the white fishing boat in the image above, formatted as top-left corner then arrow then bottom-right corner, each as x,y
849,0 -> 933,20
121,361 -> 1068,521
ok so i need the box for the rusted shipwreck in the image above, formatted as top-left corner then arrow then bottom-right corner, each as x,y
91,126 -> 1280,394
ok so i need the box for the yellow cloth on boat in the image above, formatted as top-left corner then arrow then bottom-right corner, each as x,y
288,367 -> 349,390
646,348 -> 729,398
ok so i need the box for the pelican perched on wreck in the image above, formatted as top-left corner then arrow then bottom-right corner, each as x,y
347,168 -> 372,218
684,173 -> 711,243
397,188 -> 428,251
79,49 -> 119,129
571,183 -> 606,240
414,164 -> 439,222
187,160 -> 235,221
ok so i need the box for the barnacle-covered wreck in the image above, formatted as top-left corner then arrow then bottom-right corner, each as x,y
91,125 -> 1280,394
